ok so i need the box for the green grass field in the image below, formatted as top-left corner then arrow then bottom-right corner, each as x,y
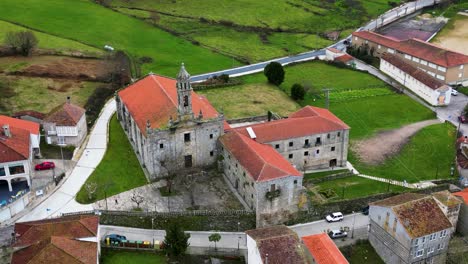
0,0 -> 240,76
346,240 -> 384,264
101,250 -> 165,264
350,123 -> 458,183
303,169 -> 349,181
314,176 -> 408,201
76,115 -> 147,204
109,0 -> 399,62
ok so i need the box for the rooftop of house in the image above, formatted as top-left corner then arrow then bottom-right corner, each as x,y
12,215 -> 99,264
118,74 -> 222,136
219,130 -> 302,182
235,106 -> 349,143
335,54 -> 354,63
352,31 -> 468,67
0,126 -> 31,163
453,188 -> 468,205
372,193 -> 452,238
432,190 -> 462,208
302,233 -> 349,264
381,53 -> 446,90
0,115 -> 40,135
246,225 -> 307,264
11,110 -> 46,121
43,102 -> 86,127
327,47 -> 343,54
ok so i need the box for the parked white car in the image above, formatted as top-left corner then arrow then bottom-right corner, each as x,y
328,229 -> 348,239
325,212 -> 344,222
451,89 -> 459,96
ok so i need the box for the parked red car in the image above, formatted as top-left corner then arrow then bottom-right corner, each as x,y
459,115 -> 468,124
35,162 -> 55,171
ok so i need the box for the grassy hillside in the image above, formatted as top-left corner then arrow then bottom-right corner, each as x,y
0,0 -> 241,76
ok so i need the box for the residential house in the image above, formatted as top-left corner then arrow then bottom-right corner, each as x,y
11,215 -> 100,264
0,115 -> 40,156
42,98 -> 87,147
369,193 -> 453,264
245,225 -> 308,264
302,233 -> 349,264
431,190 -> 461,231
456,136 -> 468,187
453,188 -> 468,236
380,53 -> 452,106
0,123 -> 34,192
325,48 -> 355,66
11,110 -> 45,124
351,31 -> 468,85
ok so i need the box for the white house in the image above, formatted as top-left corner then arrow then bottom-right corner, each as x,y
380,53 -> 452,106
42,97 -> 87,147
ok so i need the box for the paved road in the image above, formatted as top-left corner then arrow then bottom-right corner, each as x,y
18,100 -> 116,222
436,93 -> 468,136
191,0 -> 439,82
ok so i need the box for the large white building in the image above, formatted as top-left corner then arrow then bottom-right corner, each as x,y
381,53 -> 452,106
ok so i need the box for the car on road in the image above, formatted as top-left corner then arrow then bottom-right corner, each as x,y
451,89 -> 459,96
328,229 -> 348,239
35,161 -> 55,171
459,115 -> 467,124
325,212 -> 344,222
105,234 -> 127,243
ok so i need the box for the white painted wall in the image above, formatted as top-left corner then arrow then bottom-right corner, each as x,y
247,235 -> 263,264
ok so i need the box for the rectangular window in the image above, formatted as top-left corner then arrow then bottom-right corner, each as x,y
289,142 -> 293,147
209,134 -> 213,139
416,250 -> 424,257
422,237 -> 426,243
275,144 -> 280,149
159,143 -> 164,149
270,184 -> 276,192
387,48 -> 395,54
305,139 -> 309,146
331,147 -> 335,151
461,65 -> 464,70
243,172 -> 246,177
315,137 -> 321,145
436,75 -> 445,80
327,134 -> 330,139
0,167 -> 5,176
429,63 -> 437,69
437,66 -> 446,72
304,151 -> 309,156
338,132 -> 341,137
289,154 -> 293,159
294,180 -> 297,184
378,45 -> 381,49
428,71 -> 435,77
420,60 -> 427,65
442,230 -> 447,237
412,57 -> 420,63
459,73 -> 463,78
428,247 -> 434,253
316,149 -> 320,154
355,37 -> 358,41
210,151 -> 214,157
9,165 -> 25,175
58,136 -> 65,145
405,54 -> 411,60
365,40 -> 368,44
184,133 -> 191,142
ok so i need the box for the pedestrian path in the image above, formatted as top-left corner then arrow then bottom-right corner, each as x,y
355,174 -> 438,189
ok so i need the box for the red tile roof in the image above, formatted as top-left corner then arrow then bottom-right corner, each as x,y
454,189 -> 468,205
381,53 -> 446,90
12,110 -> 45,121
235,106 -> 349,143
352,31 -> 468,67
219,131 -> 301,182
0,115 -> 39,135
302,233 -> 349,264
246,225 -> 307,264
335,54 -> 354,63
0,126 -> 31,163
12,215 -> 99,264
43,103 -> 85,126
118,74 -> 221,136
327,48 -> 343,54
372,193 -> 452,238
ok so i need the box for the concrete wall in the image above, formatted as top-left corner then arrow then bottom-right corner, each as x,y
457,203 -> 468,236
246,235 -> 262,264
380,58 -> 452,106
0,193 -> 30,222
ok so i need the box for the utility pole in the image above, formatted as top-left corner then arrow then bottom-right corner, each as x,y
351,211 -> 356,238
322,88 -> 333,109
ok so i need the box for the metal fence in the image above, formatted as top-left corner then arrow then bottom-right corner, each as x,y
63,209 -> 254,218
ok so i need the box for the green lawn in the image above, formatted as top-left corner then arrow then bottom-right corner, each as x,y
314,176 -> 408,201
350,123 -> 458,183
0,0 -> 240,76
345,240 -> 384,264
76,114 -> 147,204
304,169 -> 349,181
108,0 -> 397,62
101,250 -> 166,264
0,20 -> 100,53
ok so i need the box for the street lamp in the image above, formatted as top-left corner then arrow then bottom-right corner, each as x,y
351,211 -> 356,238
238,222 -> 240,232
238,236 -> 241,251
451,165 -> 455,176
151,218 -> 154,246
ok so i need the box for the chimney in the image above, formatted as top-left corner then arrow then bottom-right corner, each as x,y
67,96 -> 71,104
2,124 -> 11,138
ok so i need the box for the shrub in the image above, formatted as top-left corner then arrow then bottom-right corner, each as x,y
264,62 -> 285,86
291,83 -> 305,100
138,56 -> 153,64
4,31 -> 38,56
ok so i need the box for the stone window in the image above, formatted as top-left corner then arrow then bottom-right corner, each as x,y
416,250 -> 423,257
304,151 -> 309,156
327,134 -> 330,139
159,143 -> 164,149
316,149 -> 320,154
243,172 -> 246,177
251,194 -> 253,198
315,137 -> 321,145
210,134 -> 213,139
183,95 -> 189,107
210,151 -> 214,157
275,144 -> 280,149
294,180 -> 297,185
270,184 -> 276,192
235,163 -> 238,168
289,154 -> 293,159
289,142 -> 293,147
338,132 -> 341,137
184,133 -> 191,142
331,146 -> 335,151
305,139 -> 309,146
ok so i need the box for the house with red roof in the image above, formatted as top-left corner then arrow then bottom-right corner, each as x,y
116,64 -> 224,179
42,97 -> 87,147
11,215 -> 100,264
351,31 -> 468,85
369,193 -> 454,264
302,233 -> 349,264
325,48 -> 355,66
0,117 -> 37,192
453,188 -> 468,236
380,53 -> 452,106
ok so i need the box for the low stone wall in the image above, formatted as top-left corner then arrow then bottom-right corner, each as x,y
227,115 -> 269,125
307,171 -> 353,184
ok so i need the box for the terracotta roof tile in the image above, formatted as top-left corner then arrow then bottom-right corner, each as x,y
371,193 -> 428,207
11,110 -> 45,121
118,74 -> 220,136
235,106 -> 349,143
0,126 -> 30,163
454,189 -> 468,205
246,225 -> 307,264
382,53 -> 446,90
44,103 -> 85,126
219,131 -> 301,182
302,233 -> 349,264
353,31 -> 468,67
335,54 -> 354,63
0,115 -> 40,135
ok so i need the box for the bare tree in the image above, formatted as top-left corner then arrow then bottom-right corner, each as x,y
149,11 -> 160,24
131,190 -> 144,208
85,182 -> 98,201
4,31 -> 38,56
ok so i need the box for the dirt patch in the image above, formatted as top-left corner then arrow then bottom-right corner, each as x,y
432,15 -> 468,54
353,119 -> 440,165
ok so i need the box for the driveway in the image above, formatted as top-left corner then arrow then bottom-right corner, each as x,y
436,93 -> 468,135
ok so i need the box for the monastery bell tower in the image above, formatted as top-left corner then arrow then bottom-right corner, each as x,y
176,63 -> 194,120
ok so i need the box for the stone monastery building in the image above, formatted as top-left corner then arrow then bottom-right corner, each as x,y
117,64 -> 350,225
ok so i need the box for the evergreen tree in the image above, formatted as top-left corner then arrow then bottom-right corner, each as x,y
264,62 -> 285,85
163,222 -> 190,256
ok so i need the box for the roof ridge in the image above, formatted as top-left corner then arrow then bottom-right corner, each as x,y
78,217 -> 98,236
50,237 -> 85,263
152,75 -> 178,110
410,38 -> 466,56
